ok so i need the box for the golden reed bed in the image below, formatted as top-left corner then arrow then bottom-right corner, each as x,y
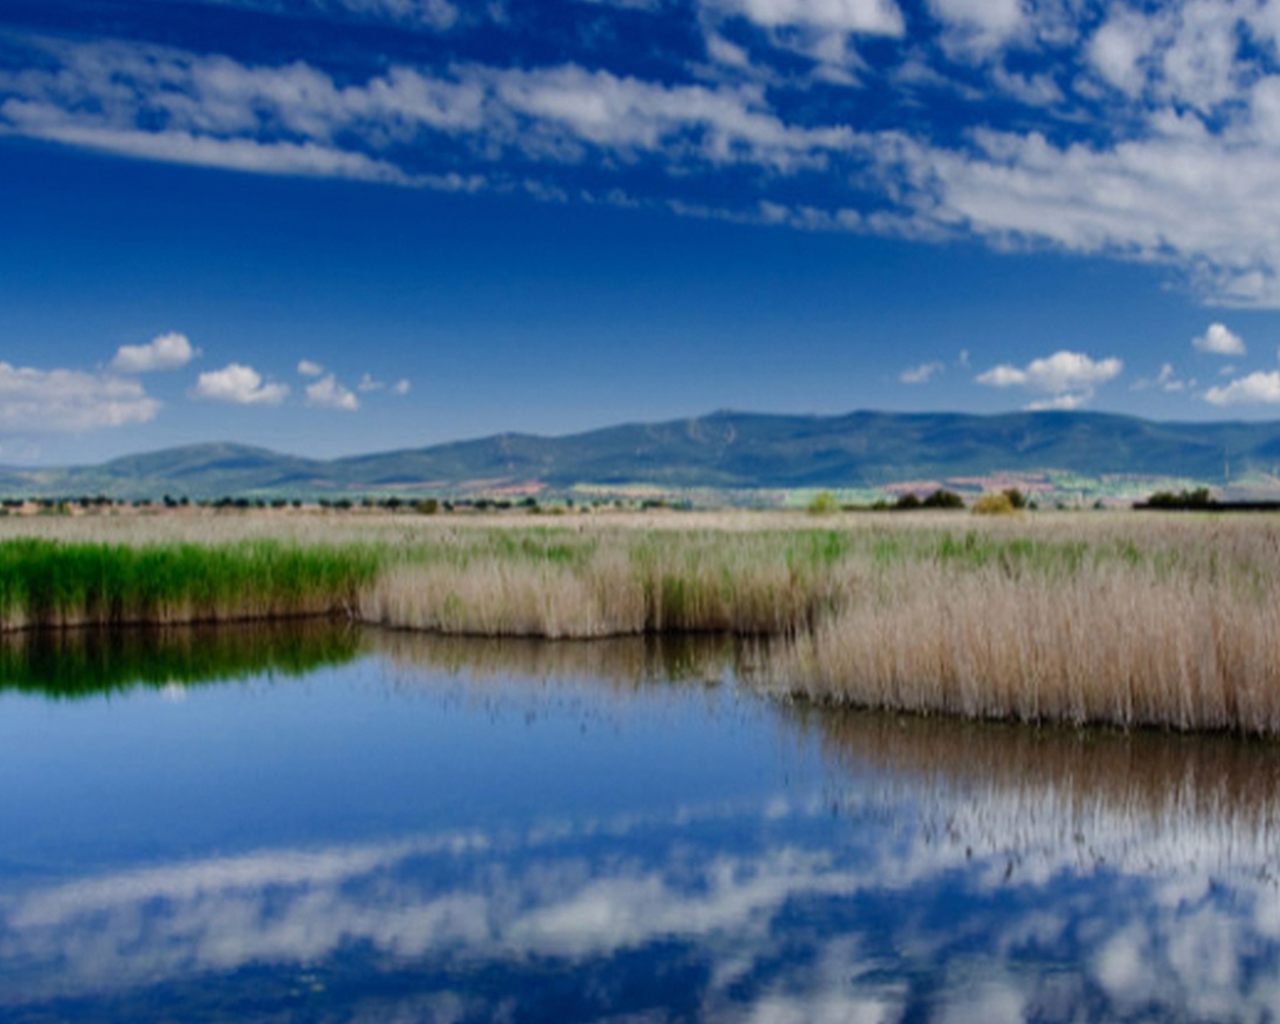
3,509 -> 1280,735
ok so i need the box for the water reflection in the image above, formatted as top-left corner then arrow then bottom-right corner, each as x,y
1,627 -> 1279,1022
0,620 -> 364,698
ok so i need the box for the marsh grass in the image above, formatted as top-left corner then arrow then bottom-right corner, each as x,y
7,512 -> 1280,734
0,539 -> 380,630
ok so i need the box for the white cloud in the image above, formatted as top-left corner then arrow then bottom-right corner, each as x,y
900,360 -> 944,384
1133,363 -> 1188,392
191,364 -> 289,405
705,0 -> 904,35
331,0 -> 458,29
1192,323 -> 1246,356
298,360 -> 324,376
0,363 -> 160,432
977,351 -> 1123,393
492,64 -> 856,171
0,40 -> 857,185
990,67 -> 1063,106
110,332 -> 200,374
357,373 -> 385,392
698,0 -> 904,75
1204,370 -> 1280,406
976,350 -> 1122,409
13,11 -> 1280,307
198,0 -> 461,29
705,32 -> 753,70
392,378 -> 412,395
1089,10 -> 1164,97
305,374 -> 360,411
1026,391 -> 1091,411
927,0 -> 1024,55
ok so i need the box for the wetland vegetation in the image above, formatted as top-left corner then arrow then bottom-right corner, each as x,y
2,509 -> 1280,734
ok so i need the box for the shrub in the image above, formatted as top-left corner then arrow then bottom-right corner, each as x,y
1002,488 -> 1028,510
416,499 -> 440,515
894,493 -> 922,510
1145,488 -> 1216,510
972,493 -> 1018,516
807,491 -> 840,515
922,489 -> 965,509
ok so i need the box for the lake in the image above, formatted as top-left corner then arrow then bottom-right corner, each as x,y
1,623 -> 1278,1022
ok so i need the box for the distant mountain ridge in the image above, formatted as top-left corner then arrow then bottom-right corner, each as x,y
0,410 -> 1273,498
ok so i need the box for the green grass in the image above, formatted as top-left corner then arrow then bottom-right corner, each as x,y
0,539 -> 381,628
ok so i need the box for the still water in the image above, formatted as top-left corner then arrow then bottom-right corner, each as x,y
1,624 -> 1279,1022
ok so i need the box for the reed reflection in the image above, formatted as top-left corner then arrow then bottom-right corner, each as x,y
2,630 -> 1279,1022
0,620 -> 365,699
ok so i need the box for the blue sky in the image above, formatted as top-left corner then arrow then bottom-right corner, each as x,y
4,0 -> 1280,463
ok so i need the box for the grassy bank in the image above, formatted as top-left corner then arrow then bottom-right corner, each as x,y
5,512 -> 1280,735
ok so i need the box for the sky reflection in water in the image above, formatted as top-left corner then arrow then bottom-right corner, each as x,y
1,627 -> 1279,1022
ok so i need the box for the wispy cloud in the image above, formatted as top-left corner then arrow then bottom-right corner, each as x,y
1133,363 -> 1190,393
185,0 -> 462,31
900,360 -> 944,384
10,2 -> 1280,306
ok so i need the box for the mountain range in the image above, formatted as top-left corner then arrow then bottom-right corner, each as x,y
0,410 -> 1273,499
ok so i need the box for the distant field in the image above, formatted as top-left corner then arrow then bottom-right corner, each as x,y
2,509 -> 1279,736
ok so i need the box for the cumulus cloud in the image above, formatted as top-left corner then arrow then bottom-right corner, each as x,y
356,373 -> 384,392
298,360 -> 324,376
0,363 -> 160,432
110,332 -> 200,374
977,350 -> 1123,409
1204,371 -> 1280,406
1193,323 -> 1246,356
977,350 -> 1123,392
900,360 -> 944,384
305,374 -> 360,411
191,364 -> 289,405
392,379 -> 412,395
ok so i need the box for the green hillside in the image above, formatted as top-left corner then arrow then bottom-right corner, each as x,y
0,410 -> 1272,499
